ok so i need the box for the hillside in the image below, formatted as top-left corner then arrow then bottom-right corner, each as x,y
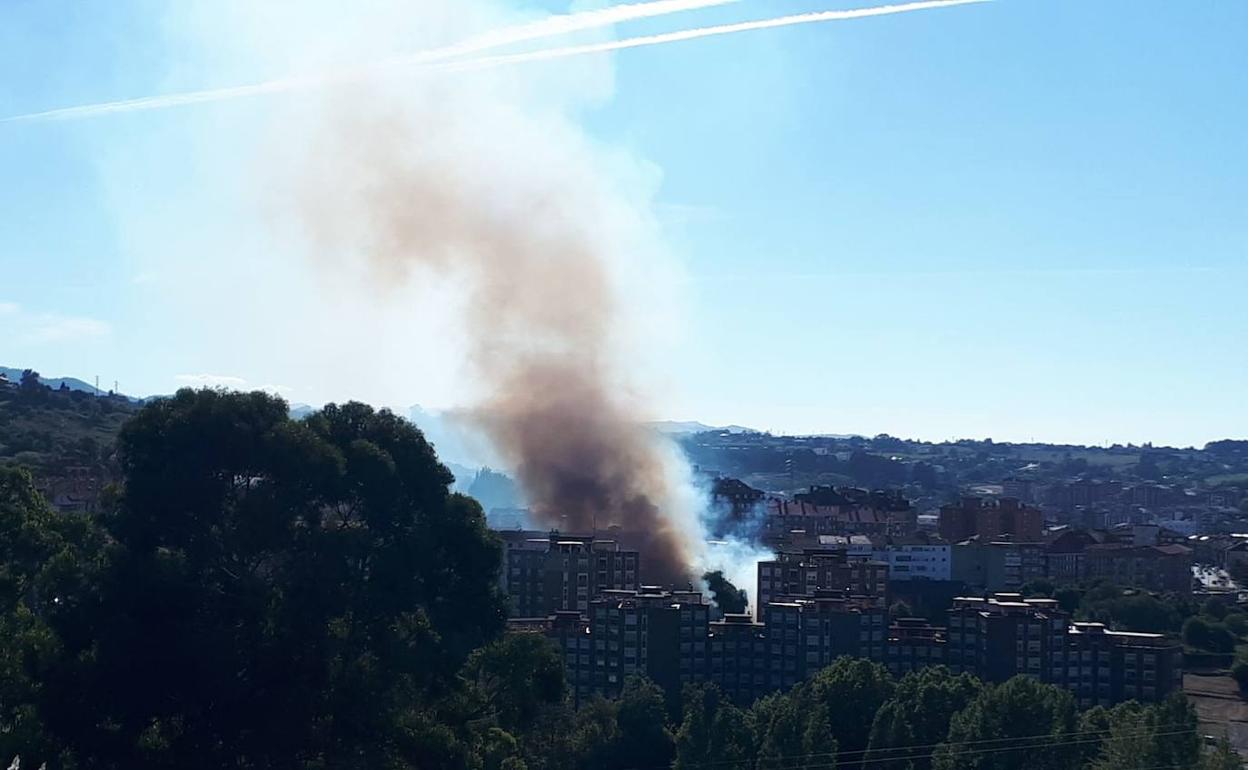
1,366 -> 105,396
0,379 -> 139,510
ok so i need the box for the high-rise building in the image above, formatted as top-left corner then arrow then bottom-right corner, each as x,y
946,595 -> 1070,684
502,532 -> 640,617
1063,622 -> 1183,708
756,548 -> 888,607
584,587 -> 708,698
515,589 -> 1181,709
939,496 -> 1044,543
886,617 -> 947,677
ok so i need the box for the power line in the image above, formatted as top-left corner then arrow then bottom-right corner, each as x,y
629,724 -> 1201,770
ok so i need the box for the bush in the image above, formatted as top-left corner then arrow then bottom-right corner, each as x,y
1183,617 -> 1236,654
1232,659 -> 1248,693
1224,611 -> 1248,637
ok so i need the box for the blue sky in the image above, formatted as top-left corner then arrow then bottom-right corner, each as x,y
1,0 -> 1245,447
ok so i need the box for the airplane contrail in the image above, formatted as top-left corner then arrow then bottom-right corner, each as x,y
1,0 -> 986,124
0,0 -> 740,124
449,0 -> 990,71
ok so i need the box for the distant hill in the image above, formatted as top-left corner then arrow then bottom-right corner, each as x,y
650,420 -> 756,435
2,366 -> 103,396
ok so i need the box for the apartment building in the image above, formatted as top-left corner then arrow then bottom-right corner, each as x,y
886,617 -> 947,677
946,595 -> 1069,684
502,532 -> 640,617
516,592 -> 1180,708
940,496 -> 1044,543
756,548 -> 888,607
1063,622 -> 1183,707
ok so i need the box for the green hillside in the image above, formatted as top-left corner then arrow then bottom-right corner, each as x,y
0,376 -> 137,484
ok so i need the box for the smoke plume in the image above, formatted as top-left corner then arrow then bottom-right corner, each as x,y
293,43 -> 697,583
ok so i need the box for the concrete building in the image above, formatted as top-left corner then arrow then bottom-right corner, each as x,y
756,548 -> 888,607
707,613 -> 769,704
951,541 -> 1046,592
946,595 -> 1070,685
1064,623 -> 1183,708
764,591 -> 888,686
584,587 -> 708,699
1083,543 -> 1193,594
940,496 -> 1044,543
502,532 -> 640,617
887,617 -> 947,677
880,541 -> 952,582
516,589 -> 1181,709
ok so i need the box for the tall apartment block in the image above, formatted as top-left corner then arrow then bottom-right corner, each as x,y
501,532 -> 640,617
756,548 -> 888,607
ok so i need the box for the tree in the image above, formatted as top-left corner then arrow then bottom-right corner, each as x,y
1184,617 -> 1236,653
18,370 -> 40,392
674,684 -> 754,770
36,390 -> 509,769
1020,580 -> 1055,598
612,676 -> 676,770
934,676 -> 1080,770
1086,695 -> 1200,770
0,467 -> 96,768
1201,736 -> 1244,770
807,658 -> 895,769
889,599 -> 915,619
866,667 -> 983,770
16,370 -> 46,404
1204,597 -> 1231,621
462,634 -> 566,735
1232,659 -> 1248,693
703,570 -> 748,615
752,690 -> 836,770
528,676 -> 673,770
1223,612 -> 1248,638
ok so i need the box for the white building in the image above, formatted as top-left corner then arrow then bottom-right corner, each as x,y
821,535 -> 951,582
882,542 -> 951,581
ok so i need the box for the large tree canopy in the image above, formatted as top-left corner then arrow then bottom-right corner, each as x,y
32,389 -> 507,769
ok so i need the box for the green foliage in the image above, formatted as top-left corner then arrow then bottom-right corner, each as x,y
1086,695 -> 1200,770
752,690 -> 836,770
867,667 -> 984,770
1204,598 -> 1231,621
0,389 -> 1226,770
673,684 -> 754,770
1019,580 -> 1055,599
1184,617 -> 1236,653
703,570 -> 748,615
1232,659 -> 1248,693
807,658 -> 896,766
934,676 -> 1080,770
531,676 -> 674,770
0,467 -> 96,768
1223,612 -> 1248,638
1201,736 -> 1244,770
889,599 -> 915,619
1081,588 -> 1185,634
462,634 -> 566,734
0,381 -> 136,480
24,390 -> 509,769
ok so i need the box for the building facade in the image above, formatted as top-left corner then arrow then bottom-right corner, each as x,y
502,532 -> 640,617
756,548 -> 888,607
517,588 -> 1181,709
940,496 -> 1044,543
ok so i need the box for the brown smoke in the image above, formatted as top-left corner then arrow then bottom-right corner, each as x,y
296,86 -> 693,586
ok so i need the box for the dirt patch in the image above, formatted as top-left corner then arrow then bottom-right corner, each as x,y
1184,672 -> 1248,756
